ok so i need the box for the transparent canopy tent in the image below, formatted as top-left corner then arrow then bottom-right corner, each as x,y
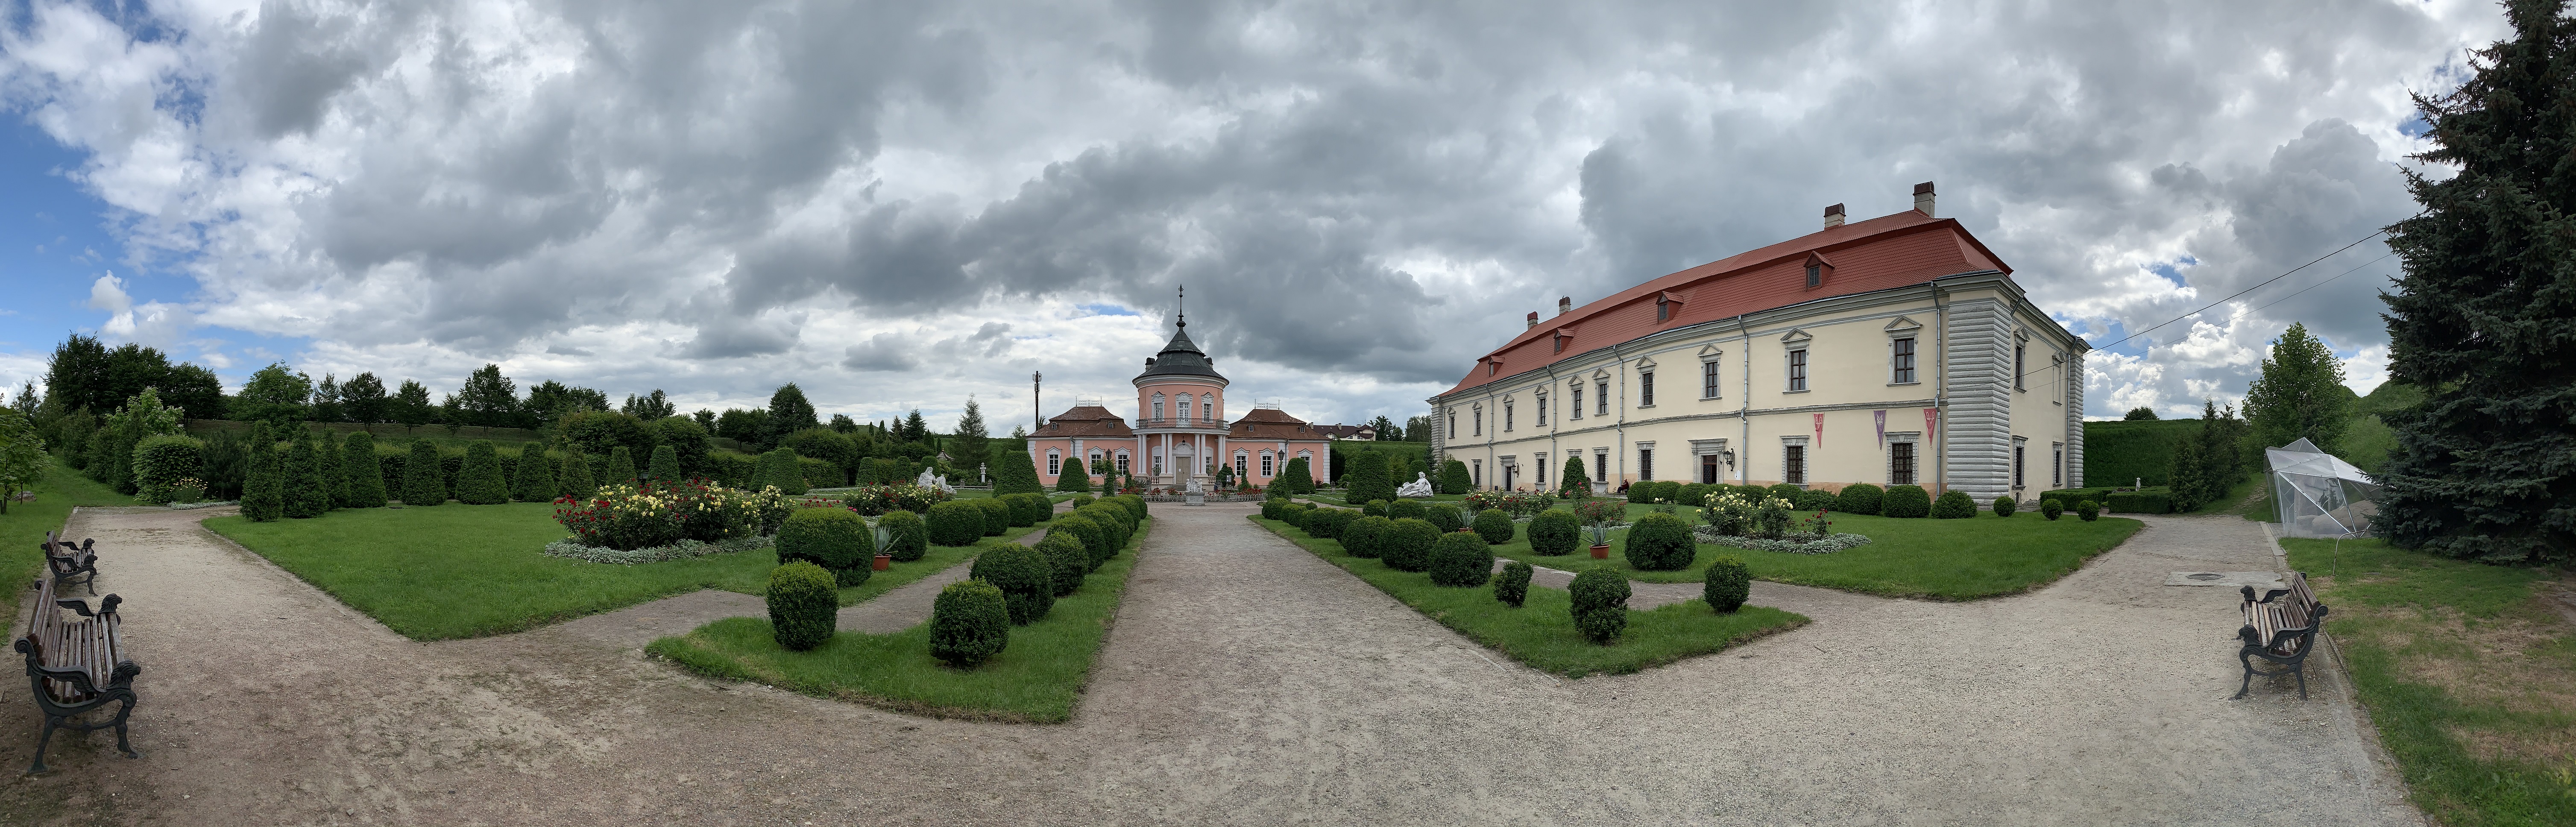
2265,437 -> 2380,538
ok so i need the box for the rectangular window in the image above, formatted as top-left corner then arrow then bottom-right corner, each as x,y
1890,443 -> 1915,486
1638,372 -> 1655,406
1656,298 -> 1670,322
1536,395 -> 1547,425
1805,264 -> 1821,287
1047,454 -> 1061,476
1638,448 -> 1653,482
1892,337 -> 1917,384
1702,454 -> 1719,484
1785,446 -> 1805,485
2053,444 -> 2064,487
1153,454 -> 1165,475
1473,410 -> 1482,436
1261,454 -> 1274,476
1788,349 -> 1808,392
1203,399 -> 1213,420
1472,460 -> 1482,489
1594,452 -> 1607,485
1117,454 -> 1130,474
1536,454 -> 1547,485
1505,403 -> 1513,431
1153,400 -> 1163,419
2014,443 -> 2026,488
1571,387 -> 1583,419
1703,360 -> 1720,399
1235,455 -> 1247,478
2015,343 -> 2027,390
1596,381 -> 1609,415
1448,413 -> 1456,439
1553,335 -> 1565,354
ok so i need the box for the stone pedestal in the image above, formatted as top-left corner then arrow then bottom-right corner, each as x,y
1185,493 -> 1205,506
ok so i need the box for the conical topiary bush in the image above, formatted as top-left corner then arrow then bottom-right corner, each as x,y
456,441 -> 511,504
401,439 -> 445,506
560,450 -> 598,501
604,446 -> 636,488
241,421 -> 284,521
513,444 -> 557,502
284,429 -> 327,519
319,431 -> 347,510
342,431 -> 388,508
647,444 -> 681,483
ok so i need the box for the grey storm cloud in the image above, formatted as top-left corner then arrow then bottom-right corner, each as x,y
0,0 -> 2500,425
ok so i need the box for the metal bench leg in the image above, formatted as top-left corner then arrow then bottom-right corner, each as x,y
26,715 -> 59,775
108,698 -> 139,759
2293,662 -> 2308,701
2234,650 -> 2257,700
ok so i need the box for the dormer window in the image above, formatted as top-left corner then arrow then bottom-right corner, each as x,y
1655,291 -> 1682,323
1802,252 -> 1835,289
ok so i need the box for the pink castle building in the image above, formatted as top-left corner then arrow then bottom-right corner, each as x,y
1027,312 -> 1332,490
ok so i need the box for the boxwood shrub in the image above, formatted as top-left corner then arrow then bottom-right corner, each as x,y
878,510 -> 929,561
2077,499 -> 2101,521
1386,499 -> 1427,521
1527,510 -> 1580,555
1363,499 -> 1388,518
766,561 -> 838,651
1052,515 -> 1110,569
1035,531 -> 1089,596
2105,488 -> 2173,514
929,580 -> 1009,667
1428,531 -> 1495,587
1077,504 -> 1131,552
1114,493 -> 1147,522
1569,567 -> 1631,644
1471,508 -> 1515,544
997,493 -> 1039,527
1068,493 -> 1096,510
777,507 -> 875,587
1380,518 -> 1440,572
401,439 -> 445,506
557,449 -> 597,501
1305,507 -> 1355,540
1793,488 -> 1835,511
973,497 -> 1012,536
926,500 -> 986,546
2041,499 -> 2065,520
970,544 -> 1054,625
1703,554 -> 1750,613
1882,484 -> 1932,518
1341,515 -> 1392,558
1494,560 -> 1533,607
1623,512 -> 1696,571
1834,483 -> 1884,515
1765,483 -> 1804,502
1992,496 -> 2017,518
514,445 -> 559,502
342,431 -> 388,508
1421,504 -> 1464,533
1931,490 -> 1978,519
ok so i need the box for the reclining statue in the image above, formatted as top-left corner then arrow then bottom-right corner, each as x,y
1395,472 -> 1435,498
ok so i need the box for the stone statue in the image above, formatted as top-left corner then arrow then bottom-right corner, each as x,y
1184,475 -> 1204,494
1396,472 -> 1435,498
915,467 -> 955,493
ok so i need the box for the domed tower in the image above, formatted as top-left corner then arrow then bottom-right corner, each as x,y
1133,288 -> 1228,485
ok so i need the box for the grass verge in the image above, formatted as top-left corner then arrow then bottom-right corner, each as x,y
205,502 -> 1031,640
2281,537 -> 2573,827
1,461 -> 136,618
647,519 -> 1152,723
1251,516 -> 1804,677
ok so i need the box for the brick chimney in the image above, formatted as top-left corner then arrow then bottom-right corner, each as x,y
1823,202 -> 1846,229
1526,311 -> 1539,328
1913,181 -> 1936,217
1557,296 -> 1572,315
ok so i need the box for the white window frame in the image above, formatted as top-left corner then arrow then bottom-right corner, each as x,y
2013,436 -> 2028,490
1786,348 -> 1810,393
1571,384 -> 1584,420
1890,336 -> 1918,385
1781,436 -> 1810,487
1261,452 -> 1274,477
2052,442 -> 2064,487
2014,336 -> 2028,392
1471,459 -> 1482,489
1638,370 -> 1656,407
1472,405 -> 1483,436
1635,442 -> 1655,482
1152,393 -> 1165,420
1234,452 -> 1248,478
1596,381 -> 1609,416
1701,358 -> 1721,399
1115,452 -> 1130,474
1046,451 -> 1062,477
1884,432 -> 1920,486
1201,394 -> 1213,421
1535,452 -> 1547,485
1535,392 -> 1548,426
1504,400 -> 1514,432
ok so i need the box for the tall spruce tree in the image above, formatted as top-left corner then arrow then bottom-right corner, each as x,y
952,396 -> 991,469
2380,0 -> 2576,563
241,421 -> 284,521
343,431 -> 388,507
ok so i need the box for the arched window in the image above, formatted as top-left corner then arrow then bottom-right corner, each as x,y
1177,393 -> 1190,422
1151,393 -> 1165,420
1201,394 -> 1213,421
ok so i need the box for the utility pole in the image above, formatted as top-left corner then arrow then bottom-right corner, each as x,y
1032,370 -> 1043,431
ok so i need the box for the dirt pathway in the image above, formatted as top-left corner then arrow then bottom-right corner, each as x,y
3,505 -> 2417,825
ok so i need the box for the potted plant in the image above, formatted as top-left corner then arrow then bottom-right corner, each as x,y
1574,498 -> 1620,559
872,523 -> 894,571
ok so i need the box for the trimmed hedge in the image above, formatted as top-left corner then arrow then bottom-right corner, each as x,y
342,431 -> 388,508
973,497 -> 1012,537
878,510 -> 929,561
1387,499 -> 1427,521
1280,501 -> 1312,529
1421,504 -> 1464,533
559,450 -> 598,501
1882,484 -> 1931,518
1341,515 -> 1392,558
1931,490 -> 1977,519
2040,488 -> 2113,511
766,562 -> 838,651
1569,567 -> 1631,644
456,441 -> 510,505
1793,488 -> 1835,511
1362,499 -> 1388,518
970,544 -> 1054,625
1624,512 -> 1697,571
400,439 -> 443,507
284,430 -> 327,518
604,446 -> 637,488
1527,510 -> 1580,555
1494,560 -> 1533,607
1834,483 -> 1884,515
926,501 -> 986,546
1992,496 -> 2017,518
929,579 -> 1010,668
777,507 -> 874,587
1380,518 -> 1440,572
998,493 -> 1038,528
242,422 -> 283,520
1304,507 -> 1355,540
1703,554 -> 1750,612
1471,508 -> 1514,544
1052,515 -> 1109,569
1678,482 -> 1714,510
1035,530 -> 1089,596
2105,488 -> 2173,514
1428,531 -> 1495,587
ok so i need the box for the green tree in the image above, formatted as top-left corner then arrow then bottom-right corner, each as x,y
242,421 -> 285,520
990,444 -> 1043,495
319,430 -> 348,509
1438,458 -> 1473,495
645,444 -> 680,483
400,439 -> 444,506
525,381 -> 609,428
1343,448 -> 1393,504
618,388 -> 675,421
560,449 -> 598,501
1277,456 -> 1313,495
451,364 -> 522,428
1560,455 -> 1591,497
1054,453 -> 1093,493
456,441 -> 510,504
2243,323 -> 2354,454
343,431 -> 388,508
97,387 -> 186,493
390,379 -> 436,435
516,444 -> 560,501
2379,0 -> 2576,563
901,409 -> 930,443
0,407 -> 44,514
653,416 -> 712,476
341,372 -> 389,423
604,446 -> 637,488
2124,407 -> 2158,420
284,428 -> 327,518
765,384 -> 820,445
951,396 -> 990,469
230,362 -> 315,425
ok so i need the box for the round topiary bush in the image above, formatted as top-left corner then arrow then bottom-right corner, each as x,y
1678,483 -> 1714,511
1703,554 -> 1750,613
767,561 -> 838,651
1035,531 -> 1089,596
1623,512 -> 1697,571
1260,498 -> 1286,521
878,510 -> 929,561
926,501 -> 986,546
1527,509 -> 1580,555
2076,499 -> 2100,521
1882,484 -> 1932,518
1341,515 -> 1392,558
1114,493 -> 1147,522
1992,496 -> 2017,518
1380,518 -> 1441,572
1569,567 -> 1631,644
1494,560 -> 1533,607
929,579 -> 1009,667
1931,490 -> 1978,519
997,493 -> 1038,527
970,544 -> 1054,625
1835,483 -> 1884,516
1069,493 -> 1096,510
2041,499 -> 2065,520
1306,507 -> 1355,540
973,497 -> 1013,536
777,507 -> 875,586
1078,503 -> 1131,550
1387,499 -> 1426,521
1471,508 -> 1514,544
131,434 -> 203,504
1422,504 -> 1464,533
1428,531 -> 1495,587
1363,499 -> 1388,518
1794,488 -> 1836,511
1052,514 -> 1110,569
1280,502 -> 1312,529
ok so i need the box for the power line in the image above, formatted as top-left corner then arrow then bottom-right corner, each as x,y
2087,227 -> 2392,353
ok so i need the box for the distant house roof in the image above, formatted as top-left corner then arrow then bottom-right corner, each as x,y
1229,407 -> 1324,441
1312,424 -> 1377,440
1036,405 -> 1135,439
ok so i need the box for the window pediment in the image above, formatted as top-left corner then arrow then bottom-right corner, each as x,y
1632,355 -> 1657,370
1780,328 -> 1813,345
1884,316 -> 1922,334
1697,343 -> 1723,360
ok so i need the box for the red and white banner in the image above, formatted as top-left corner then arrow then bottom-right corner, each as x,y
1924,407 -> 1938,437
1874,410 -> 1886,449
1812,413 -> 1824,449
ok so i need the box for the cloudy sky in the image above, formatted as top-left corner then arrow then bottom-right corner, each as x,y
0,0 -> 2499,431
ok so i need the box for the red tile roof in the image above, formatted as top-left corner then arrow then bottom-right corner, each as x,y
1036,405 -> 1135,438
1228,407 -> 1324,440
1442,209 -> 2010,396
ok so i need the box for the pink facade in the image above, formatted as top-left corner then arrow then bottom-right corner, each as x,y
1026,317 -> 1330,490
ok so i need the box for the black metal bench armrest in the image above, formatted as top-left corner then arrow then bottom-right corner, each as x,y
53,594 -> 120,619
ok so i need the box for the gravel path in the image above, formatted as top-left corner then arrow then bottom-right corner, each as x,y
1,504 -> 2420,825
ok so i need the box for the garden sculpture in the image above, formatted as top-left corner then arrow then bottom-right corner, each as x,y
1396,472 -> 1435,498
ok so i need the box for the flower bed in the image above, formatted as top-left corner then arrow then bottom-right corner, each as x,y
1693,528 -> 1873,555
554,479 -> 795,550
544,534 -> 774,565
838,483 -> 952,516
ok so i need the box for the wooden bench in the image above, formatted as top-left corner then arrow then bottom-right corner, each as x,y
2235,571 -> 2328,700
16,574 -> 140,774
40,531 -> 98,596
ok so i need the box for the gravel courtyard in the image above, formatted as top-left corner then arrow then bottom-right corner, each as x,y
3,503 -> 2421,825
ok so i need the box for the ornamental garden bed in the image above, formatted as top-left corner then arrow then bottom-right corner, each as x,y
1251,515 -> 1805,677
646,519 -> 1151,723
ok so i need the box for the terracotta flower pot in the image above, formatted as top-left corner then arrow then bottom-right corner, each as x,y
872,553 -> 892,571
1591,543 -> 1611,559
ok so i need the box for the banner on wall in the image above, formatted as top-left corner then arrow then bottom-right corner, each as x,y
1874,410 -> 1886,449
1924,408 -> 1939,438
1813,413 -> 1824,449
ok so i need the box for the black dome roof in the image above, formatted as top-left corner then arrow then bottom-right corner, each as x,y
1135,323 -> 1227,383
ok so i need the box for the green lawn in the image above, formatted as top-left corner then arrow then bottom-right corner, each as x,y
2280,538 -> 2573,827
1476,507 -> 2142,600
648,519 -> 1151,723
1252,516 -> 1805,677
206,502 -> 1035,640
1,461 -> 137,617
